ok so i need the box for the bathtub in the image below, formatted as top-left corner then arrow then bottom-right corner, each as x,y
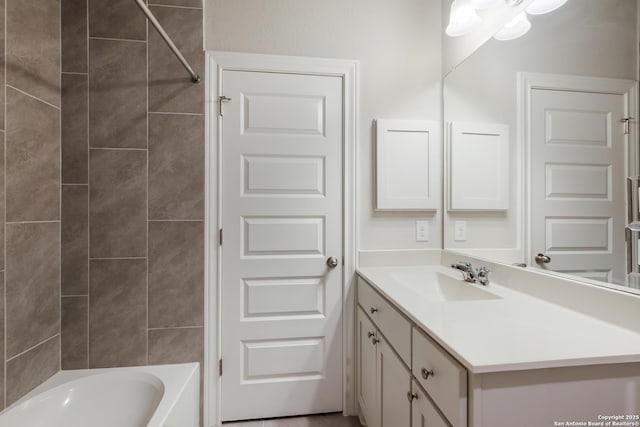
0,362 -> 199,427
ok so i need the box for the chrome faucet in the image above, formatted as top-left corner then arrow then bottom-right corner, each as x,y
451,262 -> 490,286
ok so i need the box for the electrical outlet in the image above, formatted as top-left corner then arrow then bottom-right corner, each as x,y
416,220 -> 429,241
454,221 -> 467,241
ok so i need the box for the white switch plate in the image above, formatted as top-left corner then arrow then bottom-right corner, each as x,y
454,221 -> 467,241
416,220 -> 429,241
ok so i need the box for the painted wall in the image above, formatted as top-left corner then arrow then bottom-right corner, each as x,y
443,0 -> 637,259
205,0 -> 444,251
59,0 -> 205,418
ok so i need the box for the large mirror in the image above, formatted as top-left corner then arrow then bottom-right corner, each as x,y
443,0 -> 640,293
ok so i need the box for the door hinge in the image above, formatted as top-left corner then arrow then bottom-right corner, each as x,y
218,95 -> 232,117
219,358 -> 223,376
621,117 -> 635,135
219,228 -> 223,246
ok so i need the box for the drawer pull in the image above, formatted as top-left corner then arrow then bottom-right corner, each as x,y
371,336 -> 380,345
370,307 -> 378,314
367,331 -> 375,338
406,391 -> 418,402
421,368 -> 434,380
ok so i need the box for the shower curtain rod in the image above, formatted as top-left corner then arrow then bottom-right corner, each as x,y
133,0 -> 201,83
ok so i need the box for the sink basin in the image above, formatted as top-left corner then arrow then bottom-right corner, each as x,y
388,269 -> 501,302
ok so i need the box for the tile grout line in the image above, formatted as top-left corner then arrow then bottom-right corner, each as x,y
3,0 -> 7,406
148,111 -> 204,116
89,257 -> 147,260
5,334 -> 60,364
61,183 -> 88,186
147,3 -> 203,11
148,325 -> 204,331
146,4 -> 150,366
89,147 -> 147,152
86,0 -> 91,370
88,36 -> 146,44
6,220 -> 60,225
6,84 -> 60,111
58,0 -> 62,373
148,218 -> 204,222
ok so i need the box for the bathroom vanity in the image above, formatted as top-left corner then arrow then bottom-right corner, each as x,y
355,254 -> 640,427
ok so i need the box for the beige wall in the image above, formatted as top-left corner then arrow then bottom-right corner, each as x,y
205,0 -> 444,251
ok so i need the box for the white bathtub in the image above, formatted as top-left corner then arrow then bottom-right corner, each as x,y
0,363 -> 199,427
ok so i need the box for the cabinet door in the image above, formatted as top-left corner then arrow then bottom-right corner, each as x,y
379,336 -> 411,427
412,380 -> 448,427
357,307 -> 379,427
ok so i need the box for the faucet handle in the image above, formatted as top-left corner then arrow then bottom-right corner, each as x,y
476,266 -> 491,285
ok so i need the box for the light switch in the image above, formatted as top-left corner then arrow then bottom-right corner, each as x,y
416,220 -> 429,241
454,221 -> 467,241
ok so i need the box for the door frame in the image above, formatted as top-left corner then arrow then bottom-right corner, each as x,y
518,72 -> 637,270
204,51 -> 359,427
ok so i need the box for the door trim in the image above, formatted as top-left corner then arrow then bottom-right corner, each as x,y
517,72 -> 637,272
204,51 -> 359,426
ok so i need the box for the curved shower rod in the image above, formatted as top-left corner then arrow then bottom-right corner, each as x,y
133,0 -> 201,83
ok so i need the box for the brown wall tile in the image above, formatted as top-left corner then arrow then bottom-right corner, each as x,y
6,222 -> 60,358
62,0 -> 87,73
62,185 -> 88,296
6,336 -> 59,406
149,114 -> 203,220
89,0 -> 146,41
149,221 -> 203,328
89,39 -> 147,148
7,0 -> 61,107
148,0 -> 202,8
90,149 -> 147,258
62,296 -> 88,369
148,6 -> 203,113
6,88 -> 60,222
0,0 -> 5,130
0,273 -> 4,411
148,327 -> 203,365
90,259 -> 147,368
62,73 -> 88,184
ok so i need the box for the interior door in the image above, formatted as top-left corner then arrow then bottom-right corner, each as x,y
220,70 -> 344,421
530,87 -> 626,284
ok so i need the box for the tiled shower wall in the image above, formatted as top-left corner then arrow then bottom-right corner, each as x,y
1,0 -> 62,408
60,0 -> 204,385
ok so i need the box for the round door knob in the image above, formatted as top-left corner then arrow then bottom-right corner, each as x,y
421,368 -> 434,380
535,253 -> 551,264
326,257 -> 339,269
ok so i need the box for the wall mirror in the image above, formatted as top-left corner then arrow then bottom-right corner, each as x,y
443,0 -> 640,294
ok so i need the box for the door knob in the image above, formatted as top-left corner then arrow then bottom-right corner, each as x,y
326,257 -> 339,269
535,253 -> 551,264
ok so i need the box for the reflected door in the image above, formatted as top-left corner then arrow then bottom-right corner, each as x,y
530,87 -> 626,283
220,70 -> 344,421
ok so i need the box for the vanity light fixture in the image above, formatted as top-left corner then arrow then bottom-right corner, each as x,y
470,0 -> 501,10
446,0 -> 482,37
493,11 -> 531,40
525,0 -> 568,15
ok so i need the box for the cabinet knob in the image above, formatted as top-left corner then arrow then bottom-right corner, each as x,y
370,307 -> 378,314
406,391 -> 418,402
367,331 -> 375,338
421,368 -> 434,380
371,336 -> 379,345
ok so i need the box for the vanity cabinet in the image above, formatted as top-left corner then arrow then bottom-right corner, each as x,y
357,277 -> 464,427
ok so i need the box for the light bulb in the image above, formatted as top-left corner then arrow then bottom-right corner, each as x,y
446,0 -> 482,37
493,11 -> 531,40
526,0 -> 568,15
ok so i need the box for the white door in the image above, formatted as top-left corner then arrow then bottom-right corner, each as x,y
530,87 -> 627,284
220,70 -> 344,421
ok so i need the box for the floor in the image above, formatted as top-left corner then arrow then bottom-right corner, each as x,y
223,413 -> 363,427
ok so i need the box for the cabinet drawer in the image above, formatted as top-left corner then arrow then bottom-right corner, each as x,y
412,328 -> 467,427
357,277 -> 411,365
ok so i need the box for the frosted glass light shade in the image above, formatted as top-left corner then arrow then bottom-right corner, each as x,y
446,0 -> 482,37
471,0 -> 501,9
493,12 -> 531,40
526,0 -> 568,15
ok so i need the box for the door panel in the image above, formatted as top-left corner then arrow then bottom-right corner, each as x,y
221,70 -> 343,421
530,88 -> 625,283
379,337 -> 411,427
357,307 -> 378,427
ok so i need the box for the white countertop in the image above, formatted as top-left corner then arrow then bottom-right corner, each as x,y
357,265 -> 640,374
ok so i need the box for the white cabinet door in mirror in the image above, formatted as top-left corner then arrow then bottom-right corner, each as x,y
375,119 -> 440,211
448,122 -> 509,211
